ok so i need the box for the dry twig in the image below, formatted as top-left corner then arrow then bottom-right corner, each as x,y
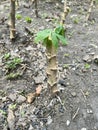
72,107 -> 80,120
86,0 -> 94,21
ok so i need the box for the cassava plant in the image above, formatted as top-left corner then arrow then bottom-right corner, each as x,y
35,25 -> 67,94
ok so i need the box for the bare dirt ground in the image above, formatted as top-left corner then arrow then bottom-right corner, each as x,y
0,0 -> 98,130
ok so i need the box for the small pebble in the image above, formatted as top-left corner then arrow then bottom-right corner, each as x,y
9,93 -> 17,101
87,109 -> 93,114
71,92 -> 77,97
2,97 -> 7,102
16,95 -> 26,104
66,120 -> 70,126
81,128 -> 87,130
28,124 -> 33,130
47,116 -> 53,125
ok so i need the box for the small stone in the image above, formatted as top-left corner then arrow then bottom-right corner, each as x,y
34,75 -> 45,84
87,109 -> 93,114
83,55 -> 90,62
26,45 -> 33,51
16,95 -> 26,104
42,127 -> 47,130
71,92 -> 77,97
46,116 -> 53,125
39,63 -> 44,70
58,79 -> 66,87
28,124 -> 33,130
66,120 -> 70,126
3,125 -> 8,130
81,128 -> 87,130
2,97 -> 7,102
8,93 -> 17,102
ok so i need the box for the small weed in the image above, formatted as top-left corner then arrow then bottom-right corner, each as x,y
0,109 -> 7,116
5,57 -> 22,70
3,55 -> 23,79
64,53 -> 70,57
84,63 -> 91,69
25,16 -> 32,23
67,30 -> 75,38
20,110 -> 25,117
63,64 -> 69,69
16,14 -> 22,20
4,53 -> 11,60
9,104 -> 17,110
72,17 -> 80,24
6,72 -> 21,80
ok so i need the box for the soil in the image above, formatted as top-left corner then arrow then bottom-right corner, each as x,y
0,0 -> 98,130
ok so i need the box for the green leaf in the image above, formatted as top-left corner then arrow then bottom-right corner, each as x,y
0,109 -> 7,116
4,53 -> 11,60
35,29 -> 52,43
84,63 -> 90,69
51,32 -> 58,48
56,34 -> 67,45
55,25 -> 65,36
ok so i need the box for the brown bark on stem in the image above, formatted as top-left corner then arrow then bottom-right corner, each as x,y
34,0 -> 38,17
46,41 -> 58,94
60,0 -> 69,25
10,0 -> 16,40
86,0 -> 94,21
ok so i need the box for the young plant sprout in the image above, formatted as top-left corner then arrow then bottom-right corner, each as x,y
35,25 -> 67,94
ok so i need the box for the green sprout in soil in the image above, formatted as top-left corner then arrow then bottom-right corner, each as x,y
64,53 -> 70,57
0,109 -> 7,116
20,110 -> 26,117
73,17 -> 80,24
16,14 -> 22,20
35,25 -> 67,94
4,53 -> 11,60
63,64 -> 69,69
25,16 -> 32,23
6,72 -> 21,80
9,104 -> 17,110
84,63 -> 91,69
5,57 -> 22,70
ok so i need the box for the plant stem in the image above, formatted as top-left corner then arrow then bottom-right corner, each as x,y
35,0 -> 38,17
86,0 -> 94,21
60,0 -> 69,25
46,41 -> 58,94
10,0 -> 16,40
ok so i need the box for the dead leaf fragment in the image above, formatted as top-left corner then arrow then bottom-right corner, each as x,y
27,92 -> 36,103
36,85 -> 42,96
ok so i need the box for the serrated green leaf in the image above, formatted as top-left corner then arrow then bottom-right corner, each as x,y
34,29 -> 51,43
43,37 -> 49,46
51,32 -> 58,48
56,34 -> 67,45
55,25 -> 65,36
